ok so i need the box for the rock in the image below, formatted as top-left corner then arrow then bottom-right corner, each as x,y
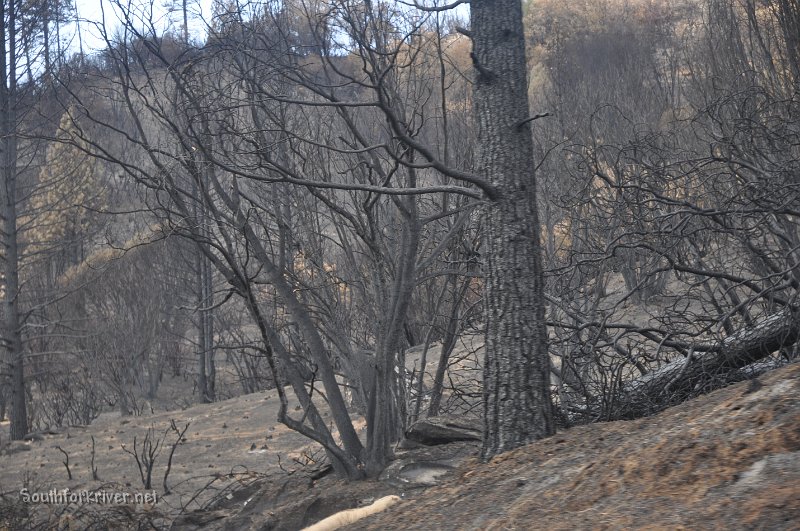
396,438 -> 426,450
405,415 -> 481,445
381,439 -> 479,488
380,457 -> 458,489
398,461 -> 455,486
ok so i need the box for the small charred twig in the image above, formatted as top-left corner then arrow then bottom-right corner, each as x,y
90,436 -> 99,480
175,468 -> 256,513
163,420 -> 191,495
56,446 -> 72,480
276,453 -> 295,475
515,112 -> 552,130
122,426 -> 166,490
399,0 -> 470,12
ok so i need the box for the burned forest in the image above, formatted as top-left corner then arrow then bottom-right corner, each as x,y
1,0 -> 799,529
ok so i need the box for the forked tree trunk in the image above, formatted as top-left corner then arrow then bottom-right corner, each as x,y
364,189 -> 421,477
471,0 -> 555,460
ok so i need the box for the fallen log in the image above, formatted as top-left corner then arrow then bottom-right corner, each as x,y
405,415 -> 482,446
301,495 -> 401,531
615,305 -> 800,418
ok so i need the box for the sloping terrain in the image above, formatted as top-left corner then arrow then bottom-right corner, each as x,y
357,362 -> 800,530
0,386 -> 350,529
175,362 -> 799,530
1,362 -> 798,530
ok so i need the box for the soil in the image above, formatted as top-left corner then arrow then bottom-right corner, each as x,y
0,383 -> 351,528
356,362 -> 800,530
1,362 -> 798,530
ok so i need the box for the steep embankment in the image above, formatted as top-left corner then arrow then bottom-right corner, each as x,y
2,362 -> 797,529
354,363 -> 799,530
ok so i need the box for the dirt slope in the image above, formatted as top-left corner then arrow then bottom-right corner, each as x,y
0,386 -> 345,528
2,362 -> 798,530
354,363 -> 800,530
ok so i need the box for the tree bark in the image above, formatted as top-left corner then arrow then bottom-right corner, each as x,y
0,0 -> 27,440
472,0 -> 555,460
192,165 -> 215,403
428,275 -> 470,417
364,187 -> 421,477
196,240 -> 215,403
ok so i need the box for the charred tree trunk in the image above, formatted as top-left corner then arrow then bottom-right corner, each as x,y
200,249 -> 215,400
196,244 -> 208,402
364,188 -> 421,477
0,0 -> 27,441
197,243 -> 215,402
472,0 -> 555,460
193,166 -> 215,403
428,276 -> 470,417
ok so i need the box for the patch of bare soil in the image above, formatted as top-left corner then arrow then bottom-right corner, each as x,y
2,362 -> 797,530
355,362 -> 800,530
169,439 -> 480,530
0,386 -> 351,529
170,363 -> 800,531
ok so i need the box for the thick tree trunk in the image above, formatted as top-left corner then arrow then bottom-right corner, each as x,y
0,0 -> 27,441
472,0 -> 555,460
618,305 -> 800,418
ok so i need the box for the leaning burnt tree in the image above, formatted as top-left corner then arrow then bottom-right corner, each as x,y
529,0 -> 800,422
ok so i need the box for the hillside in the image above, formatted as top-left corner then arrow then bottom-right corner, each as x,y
188,362 -> 800,530
4,361 -> 796,529
357,363 -> 800,530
